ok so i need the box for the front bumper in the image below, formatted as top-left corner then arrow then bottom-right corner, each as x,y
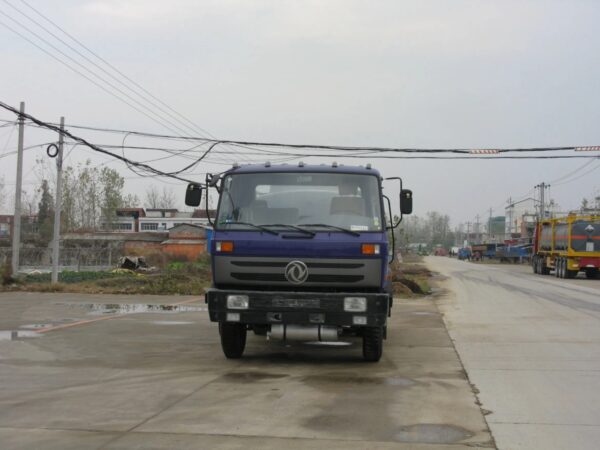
206,288 -> 389,327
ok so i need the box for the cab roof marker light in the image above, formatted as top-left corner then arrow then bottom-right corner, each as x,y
366,163 -> 372,169
265,161 -> 271,167
299,161 -> 305,167
332,161 -> 338,168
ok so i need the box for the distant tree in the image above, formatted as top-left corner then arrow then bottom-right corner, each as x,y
57,160 -> 127,231
123,193 -> 141,208
145,185 -> 177,209
37,179 -> 54,243
158,187 -> 176,209
581,198 -> 589,211
99,167 -> 125,225
144,185 -> 160,209
400,212 -> 455,249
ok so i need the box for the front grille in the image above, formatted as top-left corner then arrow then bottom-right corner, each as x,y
215,256 -> 380,289
231,273 -> 364,283
231,261 -> 364,269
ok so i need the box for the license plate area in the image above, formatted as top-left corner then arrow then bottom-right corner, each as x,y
272,298 -> 321,308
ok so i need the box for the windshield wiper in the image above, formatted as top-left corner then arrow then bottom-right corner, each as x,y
297,223 -> 360,237
219,221 -> 279,235
259,224 -> 316,237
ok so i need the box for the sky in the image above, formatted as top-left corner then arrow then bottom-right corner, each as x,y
1,0 -> 599,225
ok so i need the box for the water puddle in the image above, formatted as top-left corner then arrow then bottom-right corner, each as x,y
55,302 -> 206,315
220,372 -> 289,382
0,330 -> 41,341
303,374 -> 416,387
394,424 -> 473,444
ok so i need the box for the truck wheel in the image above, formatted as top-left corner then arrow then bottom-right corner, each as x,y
541,259 -> 550,275
554,258 -> 561,278
363,326 -> 383,362
565,268 -> 578,279
219,322 -> 246,359
585,268 -> 599,279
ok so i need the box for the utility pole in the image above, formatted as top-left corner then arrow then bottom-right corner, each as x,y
11,102 -> 25,276
51,117 -> 65,284
466,222 -> 471,246
535,182 -> 550,219
488,207 -> 493,242
474,214 -> 480,243
506,197 -> 512,239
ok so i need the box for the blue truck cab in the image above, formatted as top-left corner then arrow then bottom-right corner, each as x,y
184,163 -> 412,362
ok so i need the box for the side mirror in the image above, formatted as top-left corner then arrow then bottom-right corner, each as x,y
185,183 -> 203,207
400,189 -> 413,215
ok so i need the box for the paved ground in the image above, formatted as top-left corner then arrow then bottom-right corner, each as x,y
0,291 -> 492,449
427,256 -> 600,450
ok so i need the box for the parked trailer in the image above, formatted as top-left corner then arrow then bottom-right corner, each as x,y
532,215 -> 600,279
496,244 -> 531,263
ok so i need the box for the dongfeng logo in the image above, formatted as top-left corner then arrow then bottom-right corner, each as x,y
285,260 -> 309,284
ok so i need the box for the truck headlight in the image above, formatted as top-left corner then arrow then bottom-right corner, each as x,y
344,296 -> 367,312
227,294 -> 249,309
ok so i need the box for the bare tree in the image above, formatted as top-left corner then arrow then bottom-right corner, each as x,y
123,193 -> 141,208
144,185 -> 160,209
158,187 -> 176,209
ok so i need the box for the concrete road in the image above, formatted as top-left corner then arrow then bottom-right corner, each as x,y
0,292 -> 492,449
427,257 -> 600,450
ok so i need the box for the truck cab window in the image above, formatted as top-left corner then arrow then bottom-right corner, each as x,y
217,172 -> 383,232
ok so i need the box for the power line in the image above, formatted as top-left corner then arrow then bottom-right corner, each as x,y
17,0 -> 218,141
19,121 -> 600,155
0,142 -> 54,160
12,0 -> 253,164
548,158 -> 597,184
0,11 -> 203,138
0,100 -> 200,184
3,0 -> 236,152
552,160 -> 600,187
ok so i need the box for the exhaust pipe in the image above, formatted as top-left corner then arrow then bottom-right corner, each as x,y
269,324 -> 339,341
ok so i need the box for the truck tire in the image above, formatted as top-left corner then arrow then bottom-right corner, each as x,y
565,267 -> 578,279
540,258 -> 550,275
363,326 -> 383,362
585,268 -> 600,279
554,258 -> 561,278
219,322 -> 246,359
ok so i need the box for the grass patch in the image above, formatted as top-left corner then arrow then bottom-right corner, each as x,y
4,257 -> 212,295
391,261 -> 433,296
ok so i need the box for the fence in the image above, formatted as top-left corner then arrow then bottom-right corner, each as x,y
0,247 -> 122,273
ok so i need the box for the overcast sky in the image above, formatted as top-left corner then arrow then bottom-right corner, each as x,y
1,0 -> 599,224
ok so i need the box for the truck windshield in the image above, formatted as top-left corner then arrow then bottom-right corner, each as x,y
216,172 -> 383,232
